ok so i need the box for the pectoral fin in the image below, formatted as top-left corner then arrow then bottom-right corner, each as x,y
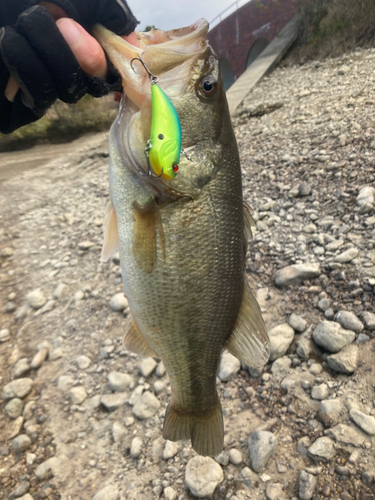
226,281 -> 270,369
133,200 -> 165,274
101,201 -> 119,262
124,316 -> 155,357
243,201 -> 255,243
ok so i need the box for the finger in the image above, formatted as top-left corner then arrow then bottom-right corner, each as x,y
57,18 -> 107,79
5,77 -> 19,102
38,2 -> 67,20
122,31 -> 139,47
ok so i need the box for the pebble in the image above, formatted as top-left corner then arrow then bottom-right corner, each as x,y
163,440 -> 180,460
26,453 -> 36,465
108,371 -> 133,392
34,456 -> 57,480
26,289 -> 46,309
318,399 -> 344,426
355,333 -> 370,344
156,361 -> 166,377
299,470 -> 316,500
84,395 -> 101,411
361,311 -> 375,331
335,310 -> 364,333
308,363 -> 322,375
185,456 -> 224,498
4,398 -> 23,419
17,495 -> 33,500
229,448 -> 243,465
13,358 -> 30,378
30,347 -> 48,369
271,356 -> 292,377
12,434 -> 31,453
92,485 -> 119,500
153,380 -> 166,395
327,344 -> 359,374
312,321 -> 355,352
9,417 -> 24,439
77,240 -> 94,250
349,409 -> 375,435
266,482 -> 284,500
311,383 -> 329,401
101,393 -> 128,411
130,436 -> 143,458
8,481 -> 30,500
308,436 -> 336,461
268,323 -> 294,361
53,282 -> 69,300
133,391 -> 160,419
109,292 -> 128,311
0,328 -> 10,342
356,186 -> 375,213
139,357 -> 158,377
128,385 -> 144,406
57,375 -> 74,392
76,354 -> 91,370
248,430 -> 278,472
69,386 -> 87,405
2,378 -> 33,400
215,451 -> 229,466
298,182 -> 312,197
317,298 -> 331,311
218,350 -> 241,381
288,313 -> 307,332
333,247 -> 359,263
164,487 -> 177,500
274,263 -> 321,287
112,422 -> 126,443
297,436 -> 311,458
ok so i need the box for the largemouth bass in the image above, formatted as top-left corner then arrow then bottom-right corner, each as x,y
93,19 -> 270,457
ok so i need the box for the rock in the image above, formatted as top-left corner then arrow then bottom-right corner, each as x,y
218,350 -> 241,381
34,457 -> 57,480
17,496 -> 33,500
356,333 -> 370,344
92,485 -> 119,500
268,323 -> 294,361
280,377 -> 295,392
335,311 -> 364,333
327,424 -> 365,447
327,344 -> 358,374
308,437 -> 336,462
229,449 -> 243,465
298,182 -> 312,197
288,314 -> 306,332
139,357 -> 158,377
185,456 -> 223,498
49,347 -> 63,360
53,283 -> 69,300
309,363 -> 322,375
2,378 -> 33,400
77,240 -> 95,250
356,186 -> 375,213
26,453 -> 36,465
0,328 -> 10,342
296,327 -> 317,360
164,487 -> 177,500
12,434 -> 31,453
311,383 -> 329,401
4,398 -> 23,419
274,264 -> 321,287
318,399 -> 344,427
128,385 -> 144,406
312,321 -> 355,353
26,289 -> 46,309
1,246 -> 13,258
57,375 -> 74,392
153,380 -> 166,395
13,358 -> 30,378
299,470 -> 316,500
101,393 -> 128,411
133,391 -> 160,419
248,430 -> 278,472
30,348 -> 48,369
108,371 -> 133,392
69,386 -> 87,405
317,298 -> 331,311
361,311 -> 375,331
266,483 -> 284,500
163,440 -> 180,460
76,354 -> 91,370
271,356 -> 292,377
349,409 -> 375,435
84,395 -> 102,411
9,417 -> 24,439
109,293 -> 128,312
130,436 -> 143,458
112,422 -> 126,443
8,481 -> 30,500
333,247 -> 359,263
156,361 -> 166,377
215,451 -> 229,466
297,436 -> 311,458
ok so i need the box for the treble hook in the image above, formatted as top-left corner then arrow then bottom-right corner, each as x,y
138,140 -> 163,178
130,56 -> 159,85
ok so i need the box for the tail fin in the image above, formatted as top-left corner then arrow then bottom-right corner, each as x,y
163,396 -> 223,457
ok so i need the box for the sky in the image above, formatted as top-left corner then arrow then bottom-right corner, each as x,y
129,0 -> 247,31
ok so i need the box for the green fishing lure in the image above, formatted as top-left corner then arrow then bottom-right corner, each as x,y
131,56 -> 183,180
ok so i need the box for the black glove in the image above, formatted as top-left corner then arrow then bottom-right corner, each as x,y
0,0 -> 139,134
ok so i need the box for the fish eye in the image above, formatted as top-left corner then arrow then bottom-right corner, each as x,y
199,76 -> 217,97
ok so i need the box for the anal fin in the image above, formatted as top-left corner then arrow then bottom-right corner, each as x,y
101,201 -> 119,262
226,281 -> 270,369
124,316 -> 155,357
163,395 -> 223,457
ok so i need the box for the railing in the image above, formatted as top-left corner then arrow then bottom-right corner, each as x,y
209,0 -> 251,30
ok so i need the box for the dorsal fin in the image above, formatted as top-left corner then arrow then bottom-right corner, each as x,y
226,281 -> 270,369
101,201 -> 119,262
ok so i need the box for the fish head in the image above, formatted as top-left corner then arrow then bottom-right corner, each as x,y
93,19 -> 228,199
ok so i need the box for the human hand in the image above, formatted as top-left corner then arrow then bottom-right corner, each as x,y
0,0 -> 139,133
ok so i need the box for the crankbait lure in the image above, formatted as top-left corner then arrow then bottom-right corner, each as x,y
131,56 -> 184,180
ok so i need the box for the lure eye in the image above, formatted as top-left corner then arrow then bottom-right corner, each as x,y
199,76 -> 217,97
158,134 -> 164,140
173,164 -> 179,173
